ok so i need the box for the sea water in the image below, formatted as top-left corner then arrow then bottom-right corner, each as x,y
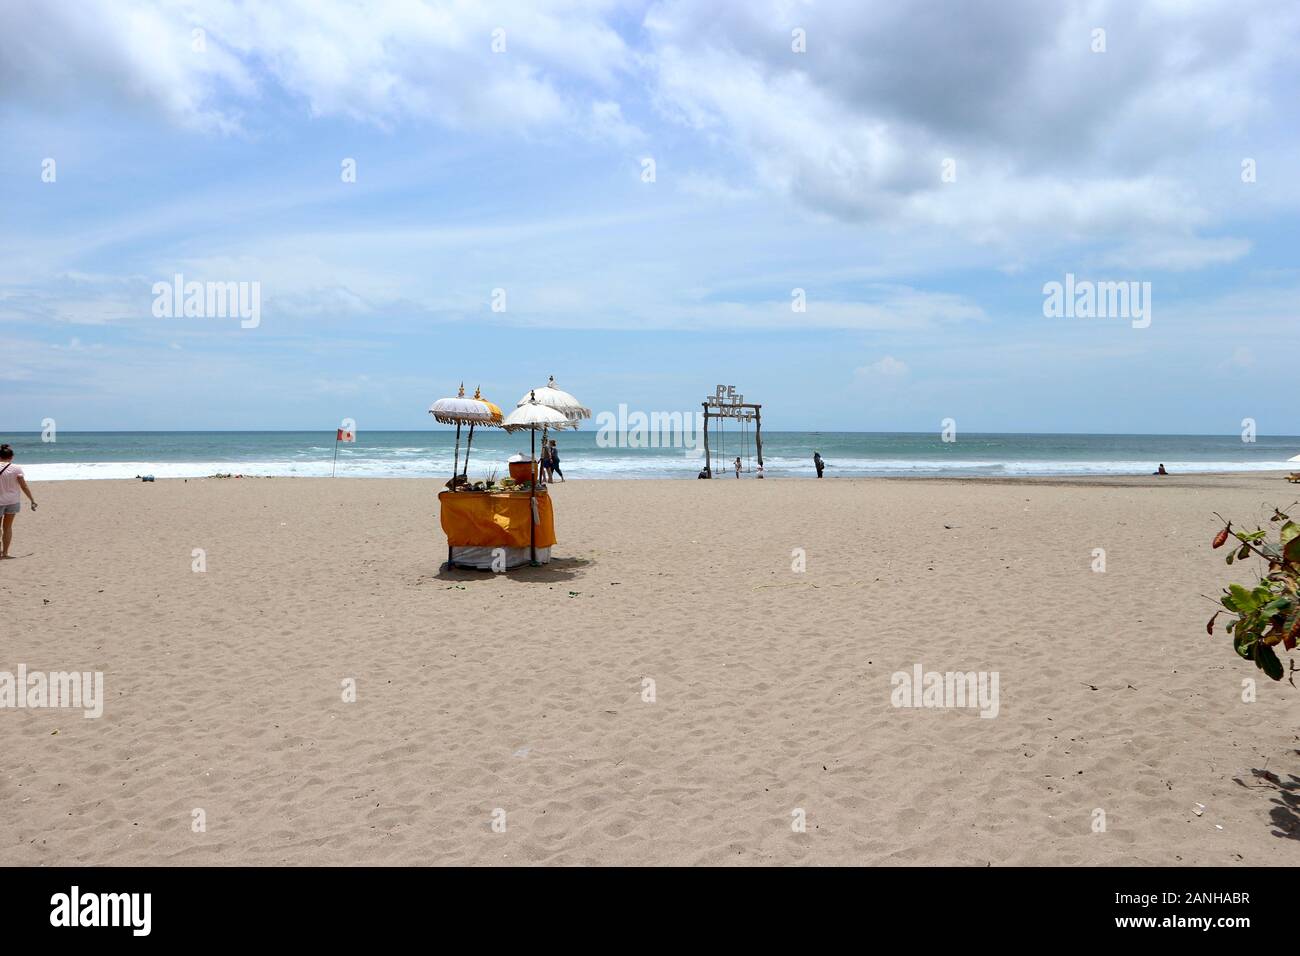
5,430 -> 1298,480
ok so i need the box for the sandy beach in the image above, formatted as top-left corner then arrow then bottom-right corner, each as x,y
1,473 -> 1296,866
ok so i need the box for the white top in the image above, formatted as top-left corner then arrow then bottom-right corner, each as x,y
0,463 -> 24,505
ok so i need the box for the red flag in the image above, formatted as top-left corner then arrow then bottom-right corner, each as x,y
336,428 -> 355,442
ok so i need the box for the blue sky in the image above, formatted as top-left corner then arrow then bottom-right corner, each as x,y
2,0 -> 1298,433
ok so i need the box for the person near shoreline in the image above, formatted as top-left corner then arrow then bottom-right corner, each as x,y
549,440 -> 564,482
813,451 -> 825,478
0,443 -> 38,559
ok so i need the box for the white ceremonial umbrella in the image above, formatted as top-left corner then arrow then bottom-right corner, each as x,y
515,375 -> 591,421
428,383 -> 500,482
515,375 -> 589,471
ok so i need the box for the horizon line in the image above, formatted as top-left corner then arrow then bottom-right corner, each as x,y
2,428 -> 1298,439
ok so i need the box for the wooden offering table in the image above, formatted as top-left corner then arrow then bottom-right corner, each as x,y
438,489 -> 556,569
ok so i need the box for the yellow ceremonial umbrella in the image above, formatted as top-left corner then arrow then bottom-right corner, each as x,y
428,383 -> 501,482
462,386 -> 503,478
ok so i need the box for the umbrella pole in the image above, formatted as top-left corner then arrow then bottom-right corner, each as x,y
452,422 -> 462,480
530,428 -> 537,565
448,421 -> 462,567
464,422 -> 475,480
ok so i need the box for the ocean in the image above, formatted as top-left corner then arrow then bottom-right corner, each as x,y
5,430 -> 1298,480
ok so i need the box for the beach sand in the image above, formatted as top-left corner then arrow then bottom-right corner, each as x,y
1,474 -> 1296,865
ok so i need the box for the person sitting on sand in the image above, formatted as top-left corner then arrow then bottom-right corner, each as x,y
0,443 -> 38,559
1153,463 -> 1168,476
549,440 -> 564,482
734,456 -> 741,478
813,451 -> 825,478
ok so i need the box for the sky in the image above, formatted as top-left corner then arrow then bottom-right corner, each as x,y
1,0 -> 1298,433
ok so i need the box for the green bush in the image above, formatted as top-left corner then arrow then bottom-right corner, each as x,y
1207,507 -> 1300,682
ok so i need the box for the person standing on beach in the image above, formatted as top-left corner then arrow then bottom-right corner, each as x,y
0,443 -> 38,558
549,440 -> 564,482
734,456 -> 741,478
540,442 -> 554,483
813,451 -> 825,478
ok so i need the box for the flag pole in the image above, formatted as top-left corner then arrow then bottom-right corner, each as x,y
332,432 -> 340,478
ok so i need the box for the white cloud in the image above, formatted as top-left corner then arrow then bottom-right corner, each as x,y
8,0 -> 1298,270
589,100 -> 644,145
1091,236 -> 1252,272
0,1 -> 253,133
676,173 -> 756,202
854,355 -> 909,380
642,0 -> 1300,251
1,0 -> 634,133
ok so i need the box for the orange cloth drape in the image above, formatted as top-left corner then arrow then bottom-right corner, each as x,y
437,491 -> 556,549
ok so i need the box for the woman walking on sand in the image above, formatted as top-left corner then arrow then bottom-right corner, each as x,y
539,442 -> 553,483
0,443 -> 38,559
549,440 -> 564,482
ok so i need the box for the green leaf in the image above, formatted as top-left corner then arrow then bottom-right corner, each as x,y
1255,642 -> 1284,681
1233,629 -> 1255,659
1226,584 -> 1259,613
1260,596 -> 1294,619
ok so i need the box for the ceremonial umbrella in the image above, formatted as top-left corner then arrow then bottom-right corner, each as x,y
502,393 -> 574,564
515,375 -> 591,422
461,386 -> 503,478
515,375 -> 589,467
428,384 -> 501,482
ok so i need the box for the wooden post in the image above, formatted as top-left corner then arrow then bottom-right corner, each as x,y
701,403 -> 711,478
447,421 -> 462,569
529,428 -> 537,565
754,405 -> 763,469
463,421 -> 475,479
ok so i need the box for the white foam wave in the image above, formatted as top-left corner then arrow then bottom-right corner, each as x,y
21,455 -> 1296,481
